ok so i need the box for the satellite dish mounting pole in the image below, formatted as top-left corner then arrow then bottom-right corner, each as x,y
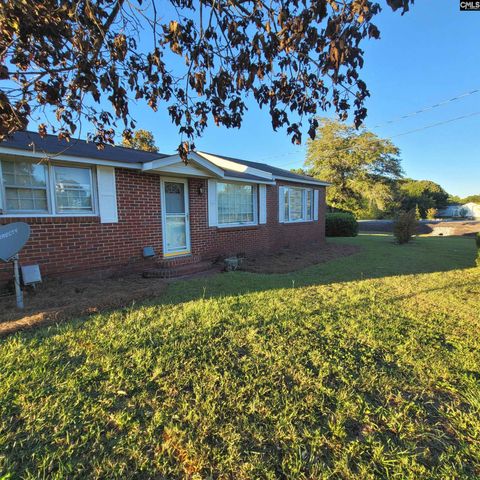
12,254 -> 24,310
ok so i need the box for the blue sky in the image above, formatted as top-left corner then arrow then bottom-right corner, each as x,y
30,0 -> 480,197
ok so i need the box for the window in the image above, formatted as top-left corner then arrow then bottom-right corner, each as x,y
54,166 -> 93,213
283,187 -> 313,222
1,159 -> 95,215
1,160 -> 48,213
217,182 -> 257,226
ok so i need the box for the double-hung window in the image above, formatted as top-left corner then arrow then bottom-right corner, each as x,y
53,166 -> 93,213
217,182 -> 257,226
283,186 -> 313,222
0,158 -> 95,215
1,160 -> 49,213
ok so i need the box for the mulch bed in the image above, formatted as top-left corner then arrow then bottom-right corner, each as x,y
0,275 -> 168,337
239,241 -> 361,274
0,242 -> 361,336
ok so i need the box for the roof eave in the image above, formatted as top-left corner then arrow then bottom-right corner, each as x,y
197,151 -> 274,181
0,145 -> 144,169
273,175 -> 331,186
142,151 -> 225,178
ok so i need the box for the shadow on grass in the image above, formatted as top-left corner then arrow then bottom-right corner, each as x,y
3,234 -> 478,340
158,234 -> 478,306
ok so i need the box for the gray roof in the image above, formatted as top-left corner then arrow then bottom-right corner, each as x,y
0,131 -> 327,185
221,169 -> 273,182
200,151 -> 322,184
0,131 -> 167,164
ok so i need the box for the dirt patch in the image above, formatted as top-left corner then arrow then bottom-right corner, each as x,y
0,274 -> 168,337
239,242 -> 361,274
419,221 -> 480,236
359,220 -> 480,237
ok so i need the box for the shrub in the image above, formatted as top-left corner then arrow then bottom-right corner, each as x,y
393,209 -> 418,244
476,233 -> 480,267
325,213 -> 358,237
426,208 -> 438,220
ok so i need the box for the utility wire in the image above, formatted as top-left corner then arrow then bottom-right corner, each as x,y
261,89 -> 480,167
390,110 -> 480,138
371,88 -> 480,128
271,110 -> 480,168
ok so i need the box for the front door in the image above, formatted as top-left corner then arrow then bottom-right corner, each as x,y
161,178 -> 191,257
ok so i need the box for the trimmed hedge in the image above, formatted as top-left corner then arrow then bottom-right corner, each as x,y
325,213 -> 358,237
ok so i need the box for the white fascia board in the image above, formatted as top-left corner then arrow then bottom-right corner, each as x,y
274,175 -> 331,187
223,176 -> 276,185
0,146 -> 143,169
143,152 -> 225,178
197,151 -> 273,181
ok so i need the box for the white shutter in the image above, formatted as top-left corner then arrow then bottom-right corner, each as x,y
97,166 -> 118,223
207,179 -> 217,227
259,184 -> 267,224
313,189 -> 319,221
278,186 -> 285,223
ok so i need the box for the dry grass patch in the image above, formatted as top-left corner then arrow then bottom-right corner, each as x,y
0,274 -> 167,336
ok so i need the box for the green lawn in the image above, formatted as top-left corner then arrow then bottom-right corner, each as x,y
1,235 -> 479,479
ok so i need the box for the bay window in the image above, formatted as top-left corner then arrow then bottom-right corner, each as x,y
217,182 -> 257,226
283,186 -> 313,222
0,158 -> 95,215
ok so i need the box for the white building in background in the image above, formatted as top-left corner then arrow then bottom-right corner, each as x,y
462,202 -> 480,219
438,203 -> 480,219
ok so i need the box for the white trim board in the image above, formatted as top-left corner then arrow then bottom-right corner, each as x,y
0,146 -> 145,170
143,152 -> 224,178
197,151 -> 273,181
274,175 -> 330,187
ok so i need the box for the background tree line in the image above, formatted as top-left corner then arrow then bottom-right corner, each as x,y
301,119 -> 475,219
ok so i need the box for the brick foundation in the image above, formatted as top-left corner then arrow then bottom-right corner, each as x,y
0,169 -> 326,283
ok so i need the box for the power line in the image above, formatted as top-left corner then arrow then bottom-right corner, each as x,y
267,110 -> 480,168
390,110 -> 480,138
260,89 -> 480,167
371,88 -> 480,128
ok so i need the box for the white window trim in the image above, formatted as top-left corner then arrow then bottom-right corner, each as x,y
282,186 -> 314,223
0,158 -> 98,218
216,180 -> 258,228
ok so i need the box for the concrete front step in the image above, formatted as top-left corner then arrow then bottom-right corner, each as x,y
142,260 -> 215,279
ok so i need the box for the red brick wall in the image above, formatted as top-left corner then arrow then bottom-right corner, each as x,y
0,168 -> 326,282
188,178 -> 326,260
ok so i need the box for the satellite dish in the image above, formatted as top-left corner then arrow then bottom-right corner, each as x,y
0,222 -> 31,309
0,222 -> 31,262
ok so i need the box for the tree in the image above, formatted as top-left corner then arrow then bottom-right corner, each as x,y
290,167 -> 310,177
399,179 -> 449,217
463,194 -> 480,204
415,204 -> 421,220
122,129 -> 158,152
426,207 -> 437,220
0,0 -> 413,159
305,118 -> 403,215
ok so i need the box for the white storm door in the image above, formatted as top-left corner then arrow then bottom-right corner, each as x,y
161,178 -> 191,256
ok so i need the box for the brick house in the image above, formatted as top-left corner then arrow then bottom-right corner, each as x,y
0,132 -> 328,281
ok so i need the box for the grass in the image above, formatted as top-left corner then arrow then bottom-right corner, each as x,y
0,235 -> 479,479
